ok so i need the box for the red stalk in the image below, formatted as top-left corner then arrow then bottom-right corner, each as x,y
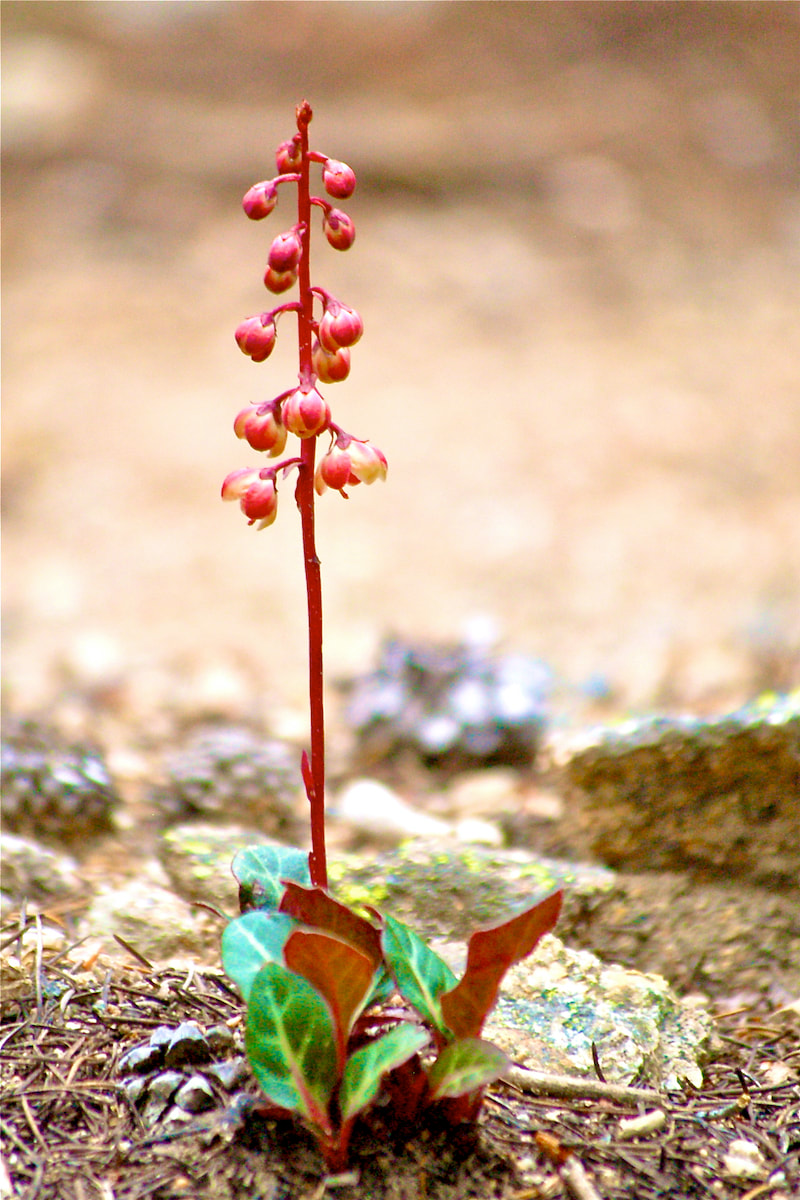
295,102 -> 328,889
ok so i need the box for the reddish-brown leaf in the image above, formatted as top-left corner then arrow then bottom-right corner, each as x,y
440,890 -> 563,1039
284,929 -> 376,1070
279,882 -> 383,968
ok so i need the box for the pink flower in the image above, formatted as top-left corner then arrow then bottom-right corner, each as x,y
281,386 -> 331,439
242,180 -> 278,220
233,402 -> 287,455
234,314 -> 277,362
275,137 -> 302,173
268,230 -> 303,274
221,469 -> 278,528
318,302 -> 363,352
312,340 -> 350,383
315,445 -> 352,494
323,208 -> 355,251
321,159 -> 356,200
346,439 -> 388,485
264,266 -> 297,294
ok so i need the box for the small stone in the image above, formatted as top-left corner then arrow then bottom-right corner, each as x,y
148,1025 -> 176,1053
0,833 -> 81,902
204,1058 -> 249,1091
120,1076 -> 148,1105
617,1110 -> 667,1140
722,1138 -> 767,1180
85,880 -> 210,960
334,779 -> 452,843
174,1074 -> 216,1113
164,1022 -> 210,1068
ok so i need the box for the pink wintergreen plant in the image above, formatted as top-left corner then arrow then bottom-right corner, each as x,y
222,100 -> 386,891
219,103 -> 563,1174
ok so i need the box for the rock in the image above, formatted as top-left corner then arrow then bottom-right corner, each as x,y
205,1024 -> 236,1055
159,822 -> 281,911
117,1042 -> 164,1076
551,692 -> 800,888
1,715 -> 118,845
0,833 -> 81,902
345,636 -> 549,769
485,934 -> 711,1088
327,840 -> 614,941
334,778 -> 452,843
84,879 -> 212,960
146,1070 -> 185,1104
151,723 -> 301,836
204,1058 -> 249,1091
723,1138 -> 767,1181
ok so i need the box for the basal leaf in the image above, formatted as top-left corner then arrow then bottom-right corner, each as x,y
232,844 -> 311,913
381,915 -> 457,1038
279,882 -> 383,968
283,929 -> 376,1067
339,1023 -> 429,1125
440,889 -> 563,1039
426,1037 -> 509,1101
221,909 -> 297,1002
245,961 -> 338,1132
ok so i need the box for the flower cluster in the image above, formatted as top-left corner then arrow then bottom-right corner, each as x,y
223,102 -> 386,528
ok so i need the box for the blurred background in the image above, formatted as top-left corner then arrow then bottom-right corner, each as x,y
3,0 -> 800,732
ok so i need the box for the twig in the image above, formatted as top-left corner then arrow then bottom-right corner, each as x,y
560,1155 -> 603,1200
502,1064 -> 662,1106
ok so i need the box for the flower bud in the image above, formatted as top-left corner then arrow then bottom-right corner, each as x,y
312,340 -> 350,383
315,445 -> 352,494
276,137 -> 302,173
281,386 -> 330,439
242,180 -> 278,220
264,266 -> 297,294
318,302 -> 363,351
235,314 -> 277,362
268,230 -> 303,273
323,208 -> 355,251
233,402 -> 287,455
346,440 -> 388,485
221,468 -> 260,502
242,477 -> 278,527
322,159 -> 356,200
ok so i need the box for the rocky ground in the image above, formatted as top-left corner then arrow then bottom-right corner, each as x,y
2,3 -> 800,1198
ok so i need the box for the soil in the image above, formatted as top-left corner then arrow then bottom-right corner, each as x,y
2,4 -> 800,1198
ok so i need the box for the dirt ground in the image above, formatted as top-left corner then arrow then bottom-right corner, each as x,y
4,1 -> 800,733
2,5 -> 800,1198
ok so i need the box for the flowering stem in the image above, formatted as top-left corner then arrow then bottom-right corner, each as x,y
295,101 -> 327,889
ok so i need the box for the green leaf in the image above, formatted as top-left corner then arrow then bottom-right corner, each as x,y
381,915 -> 457,1038
283,929 -> 376,1068
339,1023 -> 429,1125
279,882 -> 383,968
232,844 -> 311,913
441,889 -> 562,1039
426,1037 -> 509,1101
221,909 -> 297,1002
245,961 -> 338,1132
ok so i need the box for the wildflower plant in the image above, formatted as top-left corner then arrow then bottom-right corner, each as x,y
220,103 -> 562,1172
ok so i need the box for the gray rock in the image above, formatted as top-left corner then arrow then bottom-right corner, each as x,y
0,833 -> 81,902
84,879 -> 212,960
485,934 -> 711,1088
205,1024 -> 236,1055
152,724 -> 301,835
118,1043 -> 163,1076
158,822 -> 281,911
146,1070 -> 186,1103
552,692 -> 800,887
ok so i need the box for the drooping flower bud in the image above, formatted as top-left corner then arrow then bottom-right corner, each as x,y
235,314 -> 277,362
242,180 -> 278,220
315,445 -> 352,494
318,302 -> 363,352
346,439 -> 388,485
323,208 -> 355,251
268,230 -> 303,274
221,468 -> 260,502
264,266 -> 298,294
282,386 -> 330,439
321,159 -> 356,200
233,401 -> 287,455
240,475 -> 278,527
275,137 -> 302,173
312,340 -> 350,383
